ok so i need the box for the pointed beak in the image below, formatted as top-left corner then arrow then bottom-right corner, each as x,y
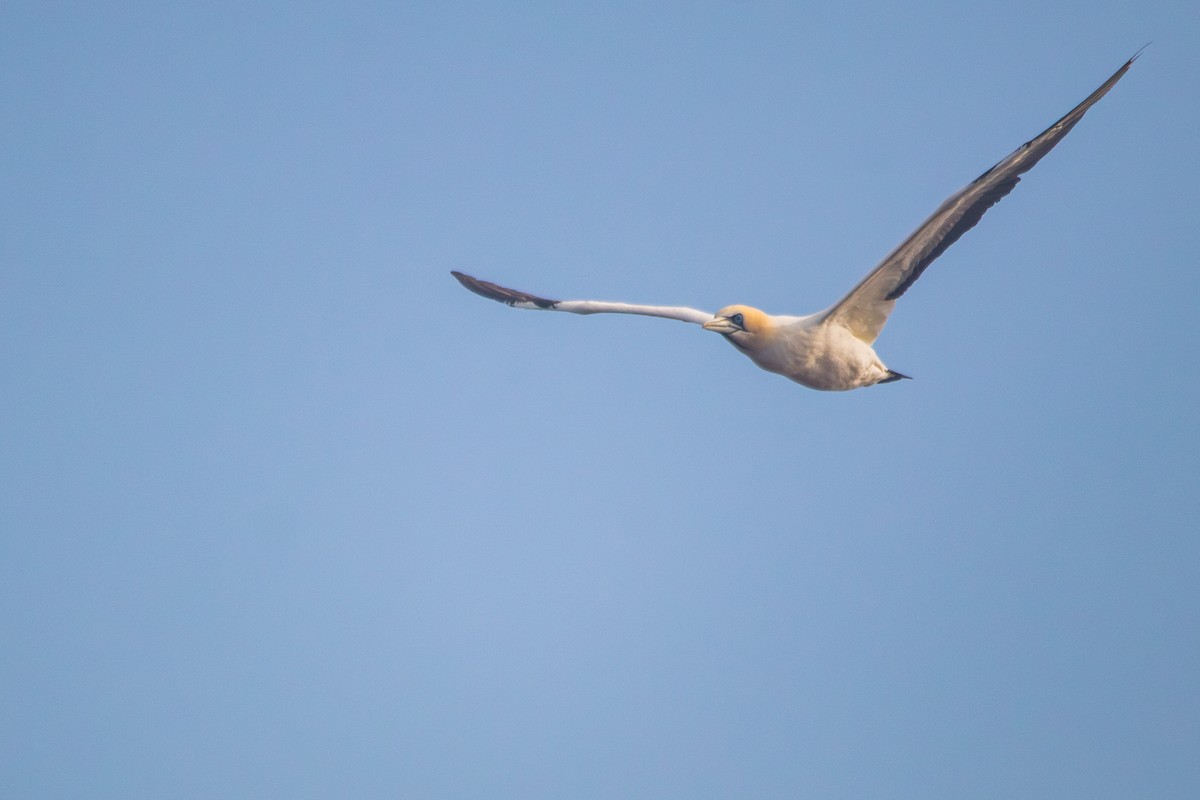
703,316 -> 739,334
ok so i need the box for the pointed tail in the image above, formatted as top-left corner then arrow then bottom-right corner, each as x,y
879,369 -> 912,384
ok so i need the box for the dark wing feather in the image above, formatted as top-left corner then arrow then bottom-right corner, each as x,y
822,52 -> 1140,344
451,270 -> 559,309
451,271 -> 713,324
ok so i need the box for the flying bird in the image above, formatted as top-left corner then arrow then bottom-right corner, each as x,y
453,54 -> 1138,391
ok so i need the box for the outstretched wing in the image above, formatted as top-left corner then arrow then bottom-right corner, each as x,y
451,271 -> 713,325
821,51 -> 1140,345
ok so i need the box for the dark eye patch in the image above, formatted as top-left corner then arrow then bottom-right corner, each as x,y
731,313 -> 745,328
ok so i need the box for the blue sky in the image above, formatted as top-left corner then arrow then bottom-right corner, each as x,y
3,2 -> 1198,797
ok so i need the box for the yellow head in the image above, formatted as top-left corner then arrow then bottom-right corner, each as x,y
702,305 -> 774,351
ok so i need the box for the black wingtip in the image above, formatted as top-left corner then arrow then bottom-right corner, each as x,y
449,270 -> 476,291
450,271 -> 559,309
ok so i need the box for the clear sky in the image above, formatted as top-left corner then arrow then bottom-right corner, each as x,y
3,2 -> 1198,798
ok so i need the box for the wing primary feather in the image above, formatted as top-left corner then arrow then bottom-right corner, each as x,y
451,271 -> 714,324
820,52 -> 1138,343
451,270 -> 559,309
881,52 -> 1139,303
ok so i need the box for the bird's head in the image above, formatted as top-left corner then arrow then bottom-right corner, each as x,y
703,305 -> 773,351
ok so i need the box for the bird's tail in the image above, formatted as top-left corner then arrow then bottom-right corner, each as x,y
879,369 -> 911,384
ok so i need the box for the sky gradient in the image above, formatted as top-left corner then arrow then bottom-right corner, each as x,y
3,2 -> 1199,798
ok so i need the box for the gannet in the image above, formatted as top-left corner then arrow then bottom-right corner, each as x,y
453,54 -> 1138,391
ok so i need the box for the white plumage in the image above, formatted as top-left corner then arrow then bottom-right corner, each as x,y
454,54 -> 1138,391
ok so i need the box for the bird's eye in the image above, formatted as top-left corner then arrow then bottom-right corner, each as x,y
731,313 -> 745,328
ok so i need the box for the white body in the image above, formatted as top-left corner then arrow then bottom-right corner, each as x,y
734,315 -> 894,391
453,53 -> 1138,392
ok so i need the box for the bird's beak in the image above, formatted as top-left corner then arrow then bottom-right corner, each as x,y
703,316 -> 739,334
